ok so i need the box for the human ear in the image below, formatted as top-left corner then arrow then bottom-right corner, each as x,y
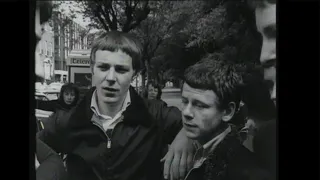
221,102 -> 236,123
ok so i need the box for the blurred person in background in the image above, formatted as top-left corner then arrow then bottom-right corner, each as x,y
34,1 -> 67,180
143,82 -> 162,100
36,83 -> 80,128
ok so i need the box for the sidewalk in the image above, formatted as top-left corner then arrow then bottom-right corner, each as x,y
162,88 -> 181,93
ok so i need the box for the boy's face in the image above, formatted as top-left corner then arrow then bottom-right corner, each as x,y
92,50 -> 135,105
255,2 -> 276,105
181,83 -> 226,143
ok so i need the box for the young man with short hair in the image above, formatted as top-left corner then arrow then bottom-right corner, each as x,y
181,56 -> 256,180
38,31 -> 194,180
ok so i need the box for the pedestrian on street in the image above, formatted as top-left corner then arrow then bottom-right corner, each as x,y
36,83 -> 80,128
38,31 -> 195,180
143,82 -> 162,100
34,1 -> 67,180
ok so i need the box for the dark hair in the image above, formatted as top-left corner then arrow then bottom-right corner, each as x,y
143,82 -> 162,100
184,54 -> 243,112
247,0 -> 276,9
36,1 -> 53,24
58,83 -> 80,108
90,31 -> 143,73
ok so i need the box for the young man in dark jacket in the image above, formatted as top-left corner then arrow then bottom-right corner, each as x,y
38,31 -> 195,180
180,56 -> 258,180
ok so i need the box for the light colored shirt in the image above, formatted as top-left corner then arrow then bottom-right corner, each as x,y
192,126 -> 232,168
90,90 -> 131,131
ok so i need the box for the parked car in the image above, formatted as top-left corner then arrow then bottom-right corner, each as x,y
35,92 -> 53,123
35,92 -> 50,101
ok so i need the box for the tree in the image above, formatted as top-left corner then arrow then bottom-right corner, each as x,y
76,0 -> 151,32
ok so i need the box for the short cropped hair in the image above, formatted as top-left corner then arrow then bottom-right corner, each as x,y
184,54 -> 243,111
247,0 -> 276,9
36,1 -> 53,24
90,31 -> 143,72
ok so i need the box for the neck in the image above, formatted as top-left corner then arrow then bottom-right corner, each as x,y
97,93 -> 127,118
198,123 -> 229,145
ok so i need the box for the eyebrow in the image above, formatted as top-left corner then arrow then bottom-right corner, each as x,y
96,62 -> 130,69
263,24 -> 276,38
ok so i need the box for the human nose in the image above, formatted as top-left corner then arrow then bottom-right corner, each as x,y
106,67 -> 116,81
260,38 -> 276,64
182,103 -> 193,121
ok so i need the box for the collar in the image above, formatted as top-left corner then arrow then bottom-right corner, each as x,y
68,86 -> 154,128
195,126 -> 232,157
90,89 -> 131,119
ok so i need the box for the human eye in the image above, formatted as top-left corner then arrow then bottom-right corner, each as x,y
115,66 -> 129,73
97,64 -> 110,71
181,97 -> 188,105
194,101 -> 209,109
264,24 -> 276,39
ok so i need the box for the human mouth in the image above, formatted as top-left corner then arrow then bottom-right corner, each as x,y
102,87 -> 119,92
183,123 -> 197,130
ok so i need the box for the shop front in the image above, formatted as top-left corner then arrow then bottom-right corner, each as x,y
67,49 -> 92,97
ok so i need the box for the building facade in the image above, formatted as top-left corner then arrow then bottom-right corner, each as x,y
36,23 -> 54,81
52,12 -> 89,75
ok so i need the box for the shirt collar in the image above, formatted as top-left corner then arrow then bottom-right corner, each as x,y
90,89 -> 131,118
195,125 -> 232,156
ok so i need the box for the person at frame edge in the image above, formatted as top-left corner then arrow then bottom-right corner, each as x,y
35,1 -> 68,180
244,0 -> 277,179
37,30 -> 197,180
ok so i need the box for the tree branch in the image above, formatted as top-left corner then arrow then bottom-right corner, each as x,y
122,0 -> 134,32
127,1 -> 150,32
104,0 -> 118,30
95,1 -> 114,30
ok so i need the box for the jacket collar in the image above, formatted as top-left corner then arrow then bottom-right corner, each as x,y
68,86 -> 153,128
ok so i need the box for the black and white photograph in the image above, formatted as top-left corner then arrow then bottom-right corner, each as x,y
34,0 -> 276,180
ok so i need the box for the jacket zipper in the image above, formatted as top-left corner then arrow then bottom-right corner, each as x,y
92,121 -> 122,149
92,121 -> 112,149
184,147 -> 202,180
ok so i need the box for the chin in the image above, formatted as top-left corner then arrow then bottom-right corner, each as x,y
184,129 -> 199,140
101,96 -> 121,104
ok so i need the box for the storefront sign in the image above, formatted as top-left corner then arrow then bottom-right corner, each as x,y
71,59 -> 90,65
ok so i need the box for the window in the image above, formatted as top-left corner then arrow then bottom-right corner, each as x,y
38,40 -> 42,53
46,41 -> 50,56
44,41 -> 47,56
40,41 -> 44,54
49,42 -> 53,56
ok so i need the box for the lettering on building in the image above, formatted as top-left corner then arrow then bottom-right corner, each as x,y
71,59 -> 90,65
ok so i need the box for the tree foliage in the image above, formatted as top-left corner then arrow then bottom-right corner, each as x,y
74,0 -> 262,88
76,0 -> 151,32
